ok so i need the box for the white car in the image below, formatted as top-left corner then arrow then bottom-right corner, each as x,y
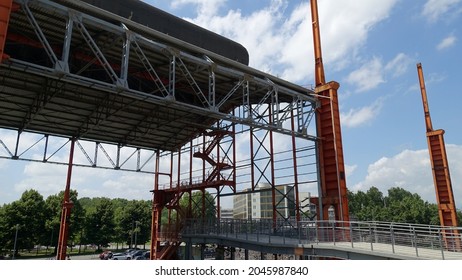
110,252 -> 131,260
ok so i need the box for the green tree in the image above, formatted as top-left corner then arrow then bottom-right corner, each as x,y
348,187 -> 387,221
0,205 -> 10,254
114,199 -> 151,248
44,190 -> 85,251
179,190 -> 216,220
0,190 -> 47,255
385,187 -> 433,224
83,198 -> 115,250
348,186 -> 439,224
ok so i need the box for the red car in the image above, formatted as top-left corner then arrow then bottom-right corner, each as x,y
99,251 -> 113,260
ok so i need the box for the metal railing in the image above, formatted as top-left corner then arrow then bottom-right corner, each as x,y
182,218 -> 462,259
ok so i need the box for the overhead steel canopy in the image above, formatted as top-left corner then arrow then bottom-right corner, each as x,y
0,0 -> 318,152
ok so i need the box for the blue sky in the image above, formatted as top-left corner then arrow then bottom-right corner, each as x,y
1,0 -> 461,208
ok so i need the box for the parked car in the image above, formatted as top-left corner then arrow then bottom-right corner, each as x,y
110,252 -> 131,260
99,251 -> 113,260
124,248 -> 137,254
134,251 -> 150,260
127,249 -> 145,259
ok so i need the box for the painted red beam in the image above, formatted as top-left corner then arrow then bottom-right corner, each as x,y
56,139 -> 75,260
0,0 -> 18,60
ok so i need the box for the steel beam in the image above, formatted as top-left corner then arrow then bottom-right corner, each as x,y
56,138 -> 75,260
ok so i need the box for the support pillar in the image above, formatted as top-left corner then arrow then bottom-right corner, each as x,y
315,82 -> 350,222
200,244 -> 206,260
216,245 -> 224,260
150,151 -> 161,259
184,240 -> 192,260
230,247 -> 235,260
56,139 -> 75,260
244,249 -> 249,260
291,109 -> 301,222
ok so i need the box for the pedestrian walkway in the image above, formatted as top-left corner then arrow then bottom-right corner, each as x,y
182,219 -> 462,260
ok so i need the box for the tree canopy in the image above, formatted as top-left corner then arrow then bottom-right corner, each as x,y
347,186 -> 458,225
1,185 -> 460,256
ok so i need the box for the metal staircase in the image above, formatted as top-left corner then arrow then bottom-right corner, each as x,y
150,128 -> 234,259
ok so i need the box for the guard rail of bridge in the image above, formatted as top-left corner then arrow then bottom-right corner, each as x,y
183,218 -> 462,259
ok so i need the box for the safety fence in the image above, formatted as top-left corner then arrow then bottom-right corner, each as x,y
183,218 -> 462,259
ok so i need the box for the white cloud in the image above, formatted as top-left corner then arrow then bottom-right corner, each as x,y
385,53 -> 413,77
171,0 -> 226,17
346,57 -> 385,92
422,0 -> 462,22
318,0 -> 398,64
14,163 -> 68,198
436,35 -> 457,50
351,145 -> 462,207
341,98 -> 384,128
170,0 -> 399,84
345,164 -> 358,180
346,53 -> 412,93
11,160 -> 156,201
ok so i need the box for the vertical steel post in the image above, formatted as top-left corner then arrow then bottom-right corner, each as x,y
150,150 -> 160,259
369,224 -> 373,251
391,223 -> 395,254
249,110 -> 255,192
310,0 -> 325,86
438,229 -> 445,260
216,125 -> 221,219
291,109 -> 300,222
176,147 -> 182,232
332,222 -> 336,245
350,224 -> 354,248
167,152 -> 173,230
268,106 -> 277,228
232,119 -> 237,193
188,141 -> 193,219
56,138 -> 75,260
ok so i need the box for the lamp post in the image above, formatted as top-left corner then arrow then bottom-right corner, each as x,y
12,224 -> 19,260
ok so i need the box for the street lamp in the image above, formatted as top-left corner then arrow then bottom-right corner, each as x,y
12,224 -> 19,260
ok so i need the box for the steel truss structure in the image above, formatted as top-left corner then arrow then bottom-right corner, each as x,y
0,0 -> 349,259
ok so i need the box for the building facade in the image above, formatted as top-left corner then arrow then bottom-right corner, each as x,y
233,183 -> 297,219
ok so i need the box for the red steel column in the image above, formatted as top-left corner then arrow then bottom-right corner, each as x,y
316,82 -> 350,222
0,0 -> 13,60
56,138 -> 75,260
150,151 -> 160,259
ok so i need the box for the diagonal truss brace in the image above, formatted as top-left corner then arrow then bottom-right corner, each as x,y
129,34 -> 169,97
71,12 -> 127,89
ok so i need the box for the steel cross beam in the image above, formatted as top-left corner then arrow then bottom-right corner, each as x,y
0,129 -> 160,173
